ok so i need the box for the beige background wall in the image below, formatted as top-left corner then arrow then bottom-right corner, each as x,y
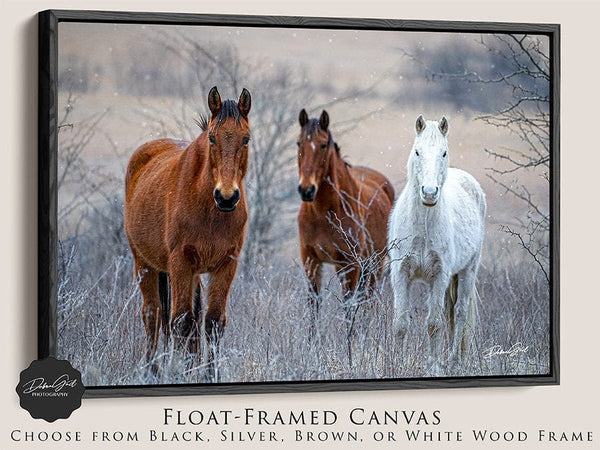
1,0 -> 597,448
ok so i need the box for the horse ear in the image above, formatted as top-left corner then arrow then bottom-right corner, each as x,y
319,110 -> 329,131
238,88 -> 251,118
208,86 -> 222,117
299,109 -> 309,127
415,115 -> 426,134
439,116 -> 449,136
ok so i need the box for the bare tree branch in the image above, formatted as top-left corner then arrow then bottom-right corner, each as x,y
405,34 -> 550,281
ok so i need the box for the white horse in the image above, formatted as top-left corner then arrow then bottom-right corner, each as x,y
388,115 -> 486,363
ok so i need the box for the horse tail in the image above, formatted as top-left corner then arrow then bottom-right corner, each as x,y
158,271 -> 170,336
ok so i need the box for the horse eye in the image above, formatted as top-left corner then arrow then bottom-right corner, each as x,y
209,136 -> 216,145
442,151 -> 447,157
242,137 -> 250,146
320,143 -> 327,150
415,150 -> 420,156
296,141 -> 301,147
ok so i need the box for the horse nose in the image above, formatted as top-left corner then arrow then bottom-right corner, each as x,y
298,184 -> 316,202
214,188 -> 240,212
421,186 -> 439,206
421,185 -> 439,198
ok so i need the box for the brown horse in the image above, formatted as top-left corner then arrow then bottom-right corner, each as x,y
124,86 -> 251,369
296,109 -> 395,318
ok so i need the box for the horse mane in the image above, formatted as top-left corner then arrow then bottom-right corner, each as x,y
333,142 -> 351,167
303,119 -> 351,167
195,99 -> 243,132
195,115 -> 209,131
216,100 -> 243,126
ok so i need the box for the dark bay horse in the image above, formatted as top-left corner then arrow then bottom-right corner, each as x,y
296,109 -> 395,318
124,86 -> 251,369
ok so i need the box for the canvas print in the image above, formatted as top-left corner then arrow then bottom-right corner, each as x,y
53,18 -> 554,388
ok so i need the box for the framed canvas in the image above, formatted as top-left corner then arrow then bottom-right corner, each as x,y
38,9 -> 560,397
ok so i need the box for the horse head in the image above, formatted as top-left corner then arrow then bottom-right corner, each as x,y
296,109 -> 336,202
205,86 -> 251,212
409,115 -> 449,207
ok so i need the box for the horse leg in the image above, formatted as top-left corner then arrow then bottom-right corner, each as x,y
367,259 -> 383,297
168,251 -> 198,356
452,266 -> 478,361
193,275 -> 202,322
205,259 -> 237,340
158,271 -> 171,346
134,259 -> 161,373
336,261 -> 361,366
390,258 -> 411,342
190,274 -> 202,349
301,248 -> 322,321
204,258 -> 237,380
427,273 -> 451,365
336,262 -> 360,317
363,255 -> 385,313
444,274 -> 458,346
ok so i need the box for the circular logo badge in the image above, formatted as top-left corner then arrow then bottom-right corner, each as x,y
16,357 -> 85,422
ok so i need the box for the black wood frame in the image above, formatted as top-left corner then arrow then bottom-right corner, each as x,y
38,9 -> 560,397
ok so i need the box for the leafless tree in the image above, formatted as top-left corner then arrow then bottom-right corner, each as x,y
316,179 -> 390,366
58,92 -> 130,279
476,35 -> 550,283
402,34 -> 550,282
